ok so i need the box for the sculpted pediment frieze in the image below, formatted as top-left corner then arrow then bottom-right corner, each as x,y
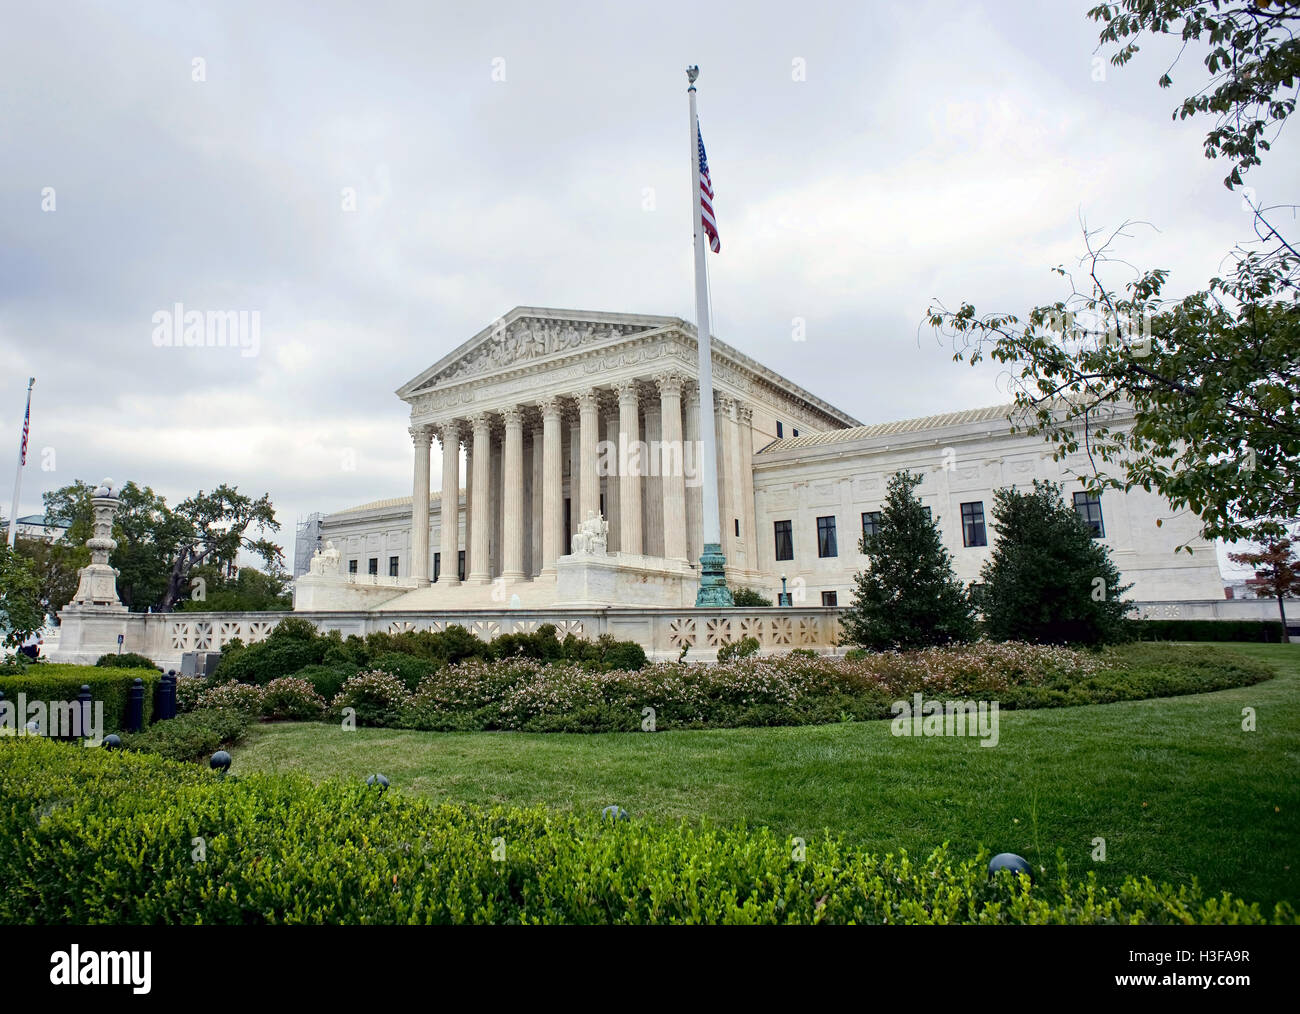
416,317 -> 657,391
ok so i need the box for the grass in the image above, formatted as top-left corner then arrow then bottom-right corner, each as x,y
232,642 -> 1300,907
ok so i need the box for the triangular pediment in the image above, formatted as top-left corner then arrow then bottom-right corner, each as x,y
396,307 -> 681,400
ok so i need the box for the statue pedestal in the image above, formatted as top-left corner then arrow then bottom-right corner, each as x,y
68,564 -> 129,610
555,552 -> 698,608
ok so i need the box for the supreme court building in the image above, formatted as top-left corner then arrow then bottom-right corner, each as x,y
300,305 -> 1224,614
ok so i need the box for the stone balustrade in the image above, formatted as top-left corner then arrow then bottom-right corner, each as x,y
52,606 -> 849,667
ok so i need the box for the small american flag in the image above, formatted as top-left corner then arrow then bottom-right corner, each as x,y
19,389 -> 31,465
697,123 -> 720,253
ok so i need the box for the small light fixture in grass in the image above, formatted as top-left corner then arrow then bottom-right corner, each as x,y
102,734 -> 122,751
601,805 -> 629,822
988,852 -> 1032,882
366,773 -> 390,794
210,750 -> 232,776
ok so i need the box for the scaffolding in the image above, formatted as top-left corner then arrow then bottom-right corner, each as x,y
293,513 -> 322,578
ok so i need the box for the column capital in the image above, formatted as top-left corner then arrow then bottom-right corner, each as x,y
468,411 -> 492,432
684,384 -> 701,408
653,371 -> 686,398
614,379 -> 641,404
574,387 -> 600,413
501,406 -> 524,428
536,395 -> 563,420
437,418 -> 460,442
735,401 -> 754,423
409,424 -> 433,446
715,394 -> 736,416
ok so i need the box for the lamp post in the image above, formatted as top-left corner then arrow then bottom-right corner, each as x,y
780,574 -> 788,607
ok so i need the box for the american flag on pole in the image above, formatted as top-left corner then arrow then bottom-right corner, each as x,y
697,123 -> 720,253
19,389 -> 31,465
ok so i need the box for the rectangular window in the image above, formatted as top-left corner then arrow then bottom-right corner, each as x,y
1073,491 -> 1105,538
348,559 -> 358,574
861,511 -> 881,546
389,555 -> 399,577
457,550 -> 466,581
923,506 -> 932,521
821,590 -> 838,607
776,421 -> 784,438
734,518 -> 740,537
368,557 -> 379,575
817,516 -> 838,558
433,552 -> 441,583
792,428 -> 799,437
774,520 -> 794,561
960,501 -> 987,547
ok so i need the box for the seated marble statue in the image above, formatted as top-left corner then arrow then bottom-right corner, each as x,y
309,540 -> 342,576
570,511 -> 609,556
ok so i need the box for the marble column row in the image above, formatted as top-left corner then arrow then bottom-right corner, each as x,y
408,375 -> 750,585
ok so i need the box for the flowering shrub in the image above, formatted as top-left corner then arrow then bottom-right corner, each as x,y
261,677 -> 326,721
331,671 -> 410,727
195,680 -> 266,715
174,676 -> 206,713
299,642 -> 1272,734
394,641 -> 1117,733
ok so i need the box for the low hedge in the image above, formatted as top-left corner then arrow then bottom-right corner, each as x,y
1131,618 -> 1287,642
122,708 -> 249,762
0,664 -> 160,734
95,652 -> 157,670
0,736 -> 1291,925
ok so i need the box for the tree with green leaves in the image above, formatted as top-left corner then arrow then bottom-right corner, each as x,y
0,543 -> 44,647
842,470 -> 975,651
13,535 -> 88,619
927,2 -> 1299,548
43,480 -> 282,613
177,563 -> 293,612
1227,536 -> 1300,638
976,481 -> 1134,646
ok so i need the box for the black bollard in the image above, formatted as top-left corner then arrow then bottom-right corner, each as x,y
127,678 -> 145,733
77,684 -> 93,741
157,671 -> 176,721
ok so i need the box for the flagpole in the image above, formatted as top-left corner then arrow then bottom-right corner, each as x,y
7,377 -> 34,548
686,66 -> 732,607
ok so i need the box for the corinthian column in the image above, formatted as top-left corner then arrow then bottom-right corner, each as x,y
656,373 -> 688,561
576,388 -> 600,526
685,386 -> 703,565
531,424 -> 543,576
467,413 -> 492,584
736,402 -> 756,571
438,420 -> 460,585
410,425 -> 432,587
715,396 -> 736,562
616,380 -> 643,556
502,407 -> 525,580
538,396 -> 563,576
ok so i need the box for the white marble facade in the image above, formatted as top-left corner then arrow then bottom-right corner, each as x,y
310,306 -> 1224,611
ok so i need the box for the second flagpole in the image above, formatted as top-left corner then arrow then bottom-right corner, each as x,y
7,377 -> 34,548
686,66 -> 732,607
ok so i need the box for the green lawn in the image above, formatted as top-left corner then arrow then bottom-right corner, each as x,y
233,642 -> 1300,907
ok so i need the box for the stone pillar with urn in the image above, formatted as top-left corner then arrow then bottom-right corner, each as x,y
69,478 -> 127,611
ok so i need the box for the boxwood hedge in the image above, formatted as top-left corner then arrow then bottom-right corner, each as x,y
1130,619 -> 1287,642
0,737 -> 1292,925
0,664 -> 160,734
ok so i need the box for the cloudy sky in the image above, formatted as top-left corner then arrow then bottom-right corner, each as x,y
2,0 -> 1291,575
